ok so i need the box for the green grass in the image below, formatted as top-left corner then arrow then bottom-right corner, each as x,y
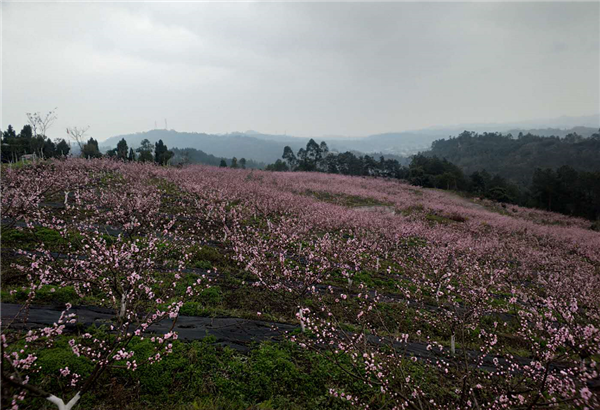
1,226 -> 85,252
400,204 -> 425,216
425,212 -> 466,225
1,160 -> 37,170
303,190 -> 392,208
2,226 -> 65,247
10,336 -> 370,409
1,284 -> 101,306
189,245 -> 231,270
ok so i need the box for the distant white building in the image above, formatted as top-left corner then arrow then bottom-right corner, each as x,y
20,153 -> 38,162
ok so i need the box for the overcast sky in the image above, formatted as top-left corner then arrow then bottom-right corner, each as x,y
2,1 -> 599,141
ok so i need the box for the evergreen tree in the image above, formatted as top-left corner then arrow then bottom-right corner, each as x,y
20,125 -> 33,139
42,139 -> 56,159
1,125 -> 20,162
154,140 -> 167,164
265,159 -> 289,171
82,138 -> 102,159
3,125 -> 16,140
306,139 -> 321,162
154,139 -> 173,165
531,168 -> 558,212
282,146 -> 297,169
56,139 -> 70,157
117,138 -> 128,160
137,139 -> 154,162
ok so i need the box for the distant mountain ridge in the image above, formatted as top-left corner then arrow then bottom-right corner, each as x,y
420,113 -> 600,132
102,114 -> 599,163
102,129 -> 308,164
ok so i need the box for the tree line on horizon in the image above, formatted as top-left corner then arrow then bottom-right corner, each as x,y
101,138 -> 174,165
1,111 -> 260,169
268,135 -> 600,223
1,120 -> 256,170
1,124 -> 71,162
1,120 -> 175,166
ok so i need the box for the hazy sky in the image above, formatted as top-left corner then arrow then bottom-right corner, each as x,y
2,1 -> 599,141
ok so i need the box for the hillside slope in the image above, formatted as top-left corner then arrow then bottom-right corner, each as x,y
2,159 -> 599,409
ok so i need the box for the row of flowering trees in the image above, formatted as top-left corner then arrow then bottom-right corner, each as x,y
2,159 -> 599,408
1,160 -> 208,409
182,166 -> 600,408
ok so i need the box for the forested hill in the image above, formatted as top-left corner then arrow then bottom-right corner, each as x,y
426,130 -> 600,185
170,147 -> 265,169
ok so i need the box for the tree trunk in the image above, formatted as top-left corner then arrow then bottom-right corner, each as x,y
298,308 -> 305,333
119,295 -> 127,318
